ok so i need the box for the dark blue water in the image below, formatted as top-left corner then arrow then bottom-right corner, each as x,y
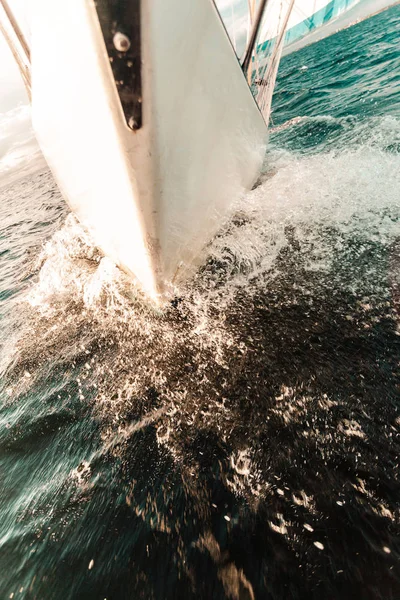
1,6 -> 400,599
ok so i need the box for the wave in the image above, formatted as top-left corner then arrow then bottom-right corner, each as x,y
270,113 -> 400,155
0,115 -> 399,599
4,133 -> 399,399
0,104 -> 46,187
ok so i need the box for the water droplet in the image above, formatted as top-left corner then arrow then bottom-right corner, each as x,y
314,541 -> 324,550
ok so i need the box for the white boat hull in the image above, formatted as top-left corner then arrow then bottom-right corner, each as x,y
31,0 -> 267,300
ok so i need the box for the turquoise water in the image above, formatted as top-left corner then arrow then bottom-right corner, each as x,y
1,5 -> 400,599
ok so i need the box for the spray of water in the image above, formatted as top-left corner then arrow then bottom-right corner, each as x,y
1,115 -> 399,598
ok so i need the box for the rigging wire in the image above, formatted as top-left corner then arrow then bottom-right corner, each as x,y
256,0 -> 295,120
0,0 -> 30,61
242,0 -> 269,77
0,1 -> 31,99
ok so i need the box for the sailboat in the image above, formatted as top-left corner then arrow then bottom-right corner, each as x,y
0,0 -> 367,302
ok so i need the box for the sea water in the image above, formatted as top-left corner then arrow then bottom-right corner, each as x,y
0,5 -> 399,599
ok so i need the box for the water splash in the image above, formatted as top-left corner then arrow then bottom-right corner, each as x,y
1,78 -> 400,600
